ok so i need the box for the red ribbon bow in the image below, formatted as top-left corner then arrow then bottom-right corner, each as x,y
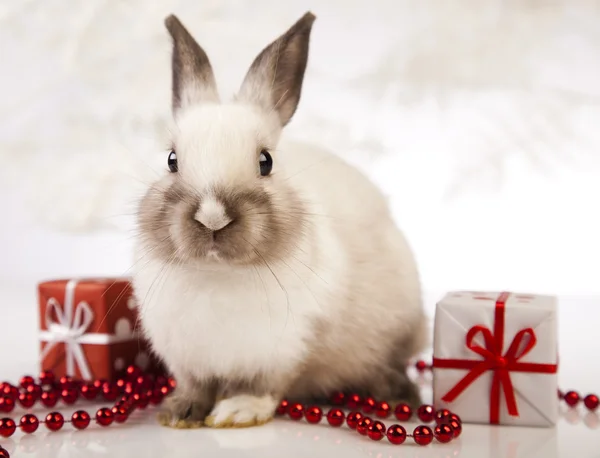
433,292 -> 558,424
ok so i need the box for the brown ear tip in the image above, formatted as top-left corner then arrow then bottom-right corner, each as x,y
164,14 -> 182,33
301,11 -> 317,25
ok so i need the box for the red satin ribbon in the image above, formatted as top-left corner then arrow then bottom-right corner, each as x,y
432,292 -> 558,424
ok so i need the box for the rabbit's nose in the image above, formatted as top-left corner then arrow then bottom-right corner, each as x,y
194,197 -> 233,232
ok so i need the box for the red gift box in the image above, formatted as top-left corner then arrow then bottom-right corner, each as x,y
38,278 -> 162,381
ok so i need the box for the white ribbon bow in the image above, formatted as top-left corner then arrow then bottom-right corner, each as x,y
39,279 -> 136,380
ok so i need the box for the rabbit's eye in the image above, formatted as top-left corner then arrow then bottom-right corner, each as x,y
259,150 -> 273,176
168,150 -> 178,173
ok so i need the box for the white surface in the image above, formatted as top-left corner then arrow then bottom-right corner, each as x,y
1,0 -> 600,297
0,283 -> 598,457
433,291 -> 558,427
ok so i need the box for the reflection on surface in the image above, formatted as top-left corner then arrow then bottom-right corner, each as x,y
1,404 -> 598,458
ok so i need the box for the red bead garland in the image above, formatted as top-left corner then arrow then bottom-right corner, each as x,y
275,395 -> 463,447
0,359 -> 593,458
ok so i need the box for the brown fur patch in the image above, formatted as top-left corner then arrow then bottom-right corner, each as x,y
136,177 -> 308,267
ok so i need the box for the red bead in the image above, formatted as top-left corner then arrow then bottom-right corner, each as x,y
111,406 -> 129,423
133,392 -> 149,409
394,403 -> 412,421
0,418 -> 16,437
356,417 -> 373,435
435,408 -> 451,424
26,384 -> 42,398
346,411 -> 363,429
124,382 -> 135,395
416,360 -> 428,372
126,365 -> 141,379
19,375 -> 35,389
0,385 -> 17,400
413,425 -> 434,446
330,392 -> 346,406
346,393 -> 362,409
564,391 -> 580,407
449,419 -> 462,438
386,424 -> 407,445
19,414 -> 39,434
434,424 -> 454,443
450,413 -> 461,424
305,406 -> 323,424
375,401 -> 391,418
59,376 -> 75,389
367,420 -> 386,441
160,386 -> 169,397
276,400 -> 289,416
96,408 -> 114,426
45,412 -> 64,431
0,397 -> 15,413
61,387 -> 78,405
39,370 -> 55,385
168,377 -> 177,391
362,397 -> 376,414
80,382 -> 99,400
326,408 -> 345,427
41,390 -> 58,408
102,383 -> 119,401
71,411 -> 91,430
136,375 -> 151,389
584,394 -> 599,411
0,447 -> 8,458
93,379 -> 105,390
150,388 -> 164,405
417,404 -> 435,422
288,403 -> 304,420
18,392 -> 36,408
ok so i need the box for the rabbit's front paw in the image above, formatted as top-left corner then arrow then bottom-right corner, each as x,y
157,392 -> 207,429
204,394 -> 277,428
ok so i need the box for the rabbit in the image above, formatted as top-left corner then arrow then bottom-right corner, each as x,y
132,11 -> 428,429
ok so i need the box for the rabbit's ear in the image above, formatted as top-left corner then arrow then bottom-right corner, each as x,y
238,12 -> 316,126
165,15 -> 219,115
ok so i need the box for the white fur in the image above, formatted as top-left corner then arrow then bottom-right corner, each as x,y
195,196 -> 231,231
173,103 -> 280,195
209,395 -> 278,425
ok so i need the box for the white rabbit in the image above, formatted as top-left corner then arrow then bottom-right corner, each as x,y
132,12 -> 428,429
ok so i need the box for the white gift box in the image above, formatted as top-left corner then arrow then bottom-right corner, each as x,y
432,291 -> 559,427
